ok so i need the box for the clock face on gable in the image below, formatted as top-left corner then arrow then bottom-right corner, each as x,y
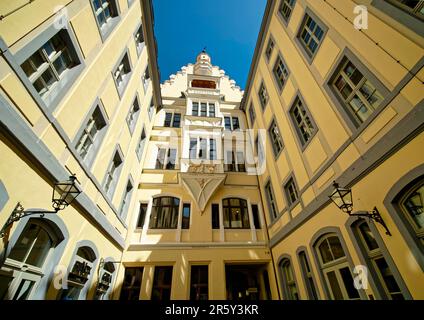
191,79 -> 216,89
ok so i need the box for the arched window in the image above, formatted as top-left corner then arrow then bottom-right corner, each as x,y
279,258 -> 299,300
94,261 -> 116,300
315,234 -> 360,300
60,246 -> 96,300
1,219 -> 63,300
353,220 -> 406,300
149,196 -> 180,229
399,180 -> 424,247
222,198 -> 250,229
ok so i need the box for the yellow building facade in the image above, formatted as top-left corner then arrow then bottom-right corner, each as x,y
0,0 -> 161,299
115,51 -> 279,300
242,0 -> 424,300
0,0 -> 423,301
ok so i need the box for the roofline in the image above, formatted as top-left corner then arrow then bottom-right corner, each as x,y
140,0 -> 163,111
240,0 -> 275,111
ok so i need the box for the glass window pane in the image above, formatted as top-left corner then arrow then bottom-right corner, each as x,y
374,257 -> 403,299
328,236 -> 345,260
358,223 -> 379,251
403,184 -> 424,229
339,267 -> 360,299
12,279 -> 35,300
318,240 -> 333,264
326,271 -> 344,300
25,227 -> 53,267
8,223 -> 39,262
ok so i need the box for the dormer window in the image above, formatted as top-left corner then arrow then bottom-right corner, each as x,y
191,79 -> 216,89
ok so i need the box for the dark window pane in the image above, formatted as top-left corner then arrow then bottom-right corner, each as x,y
339,267 -> 360,299
326,271 -> 344,300
182,204 -> 191,229
358,222 -> 379,251
120,267 -> 144,300
137,203 -> 148,228
328,236 -> 345,260
251,204 -> 261,229
318,240 -> 333,264
190,266 -> 208,300
152,266 -> 173,301
212,204 -> 220,229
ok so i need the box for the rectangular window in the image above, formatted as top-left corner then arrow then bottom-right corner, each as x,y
224,116 -> 240,131
75,105 -> 107,166
156,147 -> 177,170
192,102 -> 199,116
265,181 -> 278,220
119,267 -> 143,300
232,117 -> 240,130
149,197 -> 180,229
172,113 -> 181,128
126,97 -> 140,134
91,0 -> 119,39
284,177 -> 299,206
200,103 -> 207,117
256,135 -> 265,165
265,38 -> 274,61
249,103 -> 256,125
104,150 -> 123,197
166,149 -> 177,170
155,147 -> 166,169
224,116 -> 232,130
290,96 -> 317,147
142,66 -> 150,92
151,266 -> 173,301
134,23 -> 145,55
199,138 -> 207,159
251,204 -> 261,229
297,11 -> 327,61
182,203 -> 191,229
273,55 -> 290,90
191,101 -> 216,117
212,204 -> 220,229
119,180 -> 133,217
190,266 -> 208,300
148,98 -> 155,120
222,198 -> 250,229
189,138 -> 198,159
113,52 -> 131,97
136,129 -> 146,160
164,112 -> 172,127
224,151 -> 235,172
268,119 -> 284,157
162,112 -> 180,128
330,56 -> 385,127
136,203 -> 148,229
236,152 -> 246,172
258,82 -> 269,110
20,31 -> 80,103
209,139 -> 217,160
279,0 -> 296,23
209,103 -> 216,117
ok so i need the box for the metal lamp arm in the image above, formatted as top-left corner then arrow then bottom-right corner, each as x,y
0,203 -> 59,238
348,207 -> 392,236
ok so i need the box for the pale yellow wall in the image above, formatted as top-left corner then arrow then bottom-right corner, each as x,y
245,0 -> 424,300
0,0 -> 159,300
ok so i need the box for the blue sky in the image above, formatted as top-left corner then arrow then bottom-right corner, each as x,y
152,0 -> 266,89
